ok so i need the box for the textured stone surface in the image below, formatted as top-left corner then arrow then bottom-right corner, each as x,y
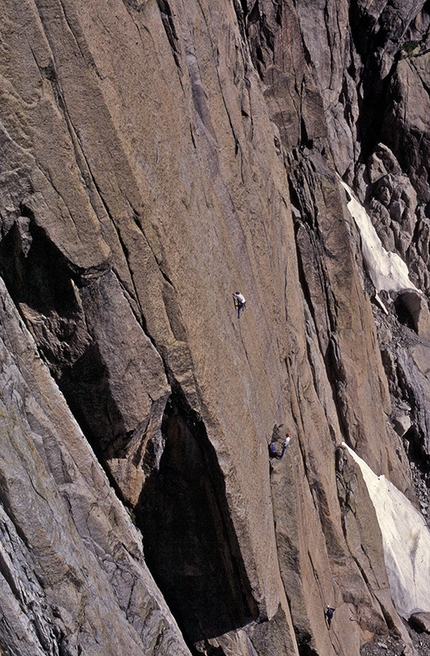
410,613 -> 430,633
0,279 -> 190,655
1,1 -> 430,655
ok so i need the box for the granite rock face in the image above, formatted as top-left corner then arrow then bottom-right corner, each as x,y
1,1 -> 430,655
0,278 -> 190,656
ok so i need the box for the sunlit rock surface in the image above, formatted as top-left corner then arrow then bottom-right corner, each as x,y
1,1 -> 430,655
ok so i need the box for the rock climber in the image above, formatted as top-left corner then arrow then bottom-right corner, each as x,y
325,606 -> 335,628
232,291 -> 246,318
269,434 -> 292,460
280,433 -> 292,458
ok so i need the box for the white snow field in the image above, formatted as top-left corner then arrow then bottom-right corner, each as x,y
343,443 -> 430,618
340,180 -> 418,294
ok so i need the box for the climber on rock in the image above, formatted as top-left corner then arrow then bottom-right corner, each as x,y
280,433 -> 292,458
232,291 -> 246,318
269,434 -> 291,460
325,606 -> 335,628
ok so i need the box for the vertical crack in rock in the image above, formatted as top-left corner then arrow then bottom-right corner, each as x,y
137,388 -> 258,649
156,0 -> 181,68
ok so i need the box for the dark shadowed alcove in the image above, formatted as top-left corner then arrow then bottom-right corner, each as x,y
394,294 -> 415,331
0,217 -> 81,341
137,389 -> 258,647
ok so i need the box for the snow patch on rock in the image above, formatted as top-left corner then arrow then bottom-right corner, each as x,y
343,443 -> 430,619
340,180 -> 418,295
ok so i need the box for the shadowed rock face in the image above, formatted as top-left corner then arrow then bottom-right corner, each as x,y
1,1 -> 430,655
139,390 -> 259,646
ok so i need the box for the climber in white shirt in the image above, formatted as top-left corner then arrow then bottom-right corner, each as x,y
232,291 -> 246,318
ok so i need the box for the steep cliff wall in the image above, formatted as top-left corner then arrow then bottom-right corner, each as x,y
1,1 -> 430,655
